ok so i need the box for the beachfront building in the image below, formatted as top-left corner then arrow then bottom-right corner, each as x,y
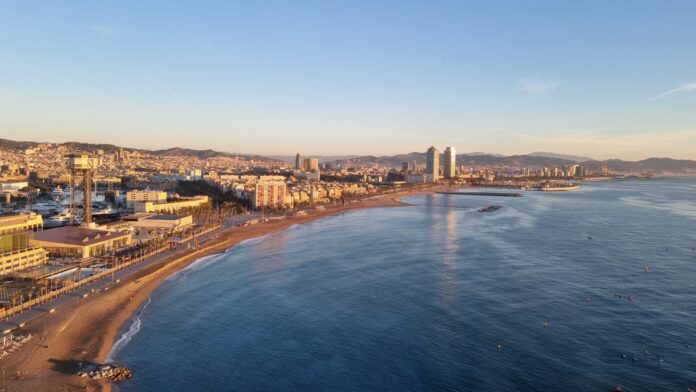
30,226 -> 131,259
444,146 -> 456,179
426,146 -> 439,182
126,190 -> 168,211
133,195 -> 209,214
123,213 -> 193,233
252,179 -> 288,209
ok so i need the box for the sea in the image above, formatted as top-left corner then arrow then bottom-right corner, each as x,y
112,177 -> 696,391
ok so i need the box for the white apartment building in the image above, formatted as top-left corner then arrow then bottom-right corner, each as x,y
126,190 -> 168,211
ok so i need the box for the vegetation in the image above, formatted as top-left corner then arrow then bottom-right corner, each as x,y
175,180 -> 248,211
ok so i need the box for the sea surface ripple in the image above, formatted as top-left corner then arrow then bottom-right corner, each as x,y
114,177 -> 696,391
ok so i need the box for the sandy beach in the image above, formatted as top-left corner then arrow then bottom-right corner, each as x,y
2,191 -> 425,392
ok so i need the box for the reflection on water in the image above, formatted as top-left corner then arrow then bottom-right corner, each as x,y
116,177 -> 696,392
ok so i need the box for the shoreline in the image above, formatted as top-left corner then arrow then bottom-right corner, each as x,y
2,190 -> 428,392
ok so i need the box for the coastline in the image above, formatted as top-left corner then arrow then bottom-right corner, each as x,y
2,191 -> 426,392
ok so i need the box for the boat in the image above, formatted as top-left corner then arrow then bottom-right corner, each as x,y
51,186 -> 64,202
30,201 -> 62,216
92,204 -> 119,219
44,211 -> 82,228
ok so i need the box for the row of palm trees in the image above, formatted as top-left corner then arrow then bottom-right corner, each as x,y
0,206 -> 228,318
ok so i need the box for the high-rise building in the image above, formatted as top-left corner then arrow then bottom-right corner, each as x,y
303,158 -> 319,172
444,146 -> 456,179
426,146 -> 439,181
575,165 -> 584,177
295,153 -> 301,170
401,162 -> 409,172
253,179 -> 287,209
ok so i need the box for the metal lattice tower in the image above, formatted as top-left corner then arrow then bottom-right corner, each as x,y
64,153 -> 100,225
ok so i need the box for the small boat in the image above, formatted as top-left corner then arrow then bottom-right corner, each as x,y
44,211 -> 82,228
51,186 -> 64,202
92,204 -> 119,219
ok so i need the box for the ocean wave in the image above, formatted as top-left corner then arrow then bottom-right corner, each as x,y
164,253 -> 228,283
107,297 -> 152,362
621,196 -> 696,219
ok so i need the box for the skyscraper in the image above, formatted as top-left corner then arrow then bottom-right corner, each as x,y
303,158 -> 319,172
426,146 -> 439,181
444,146 -> 456,179
295,153 -> 301,170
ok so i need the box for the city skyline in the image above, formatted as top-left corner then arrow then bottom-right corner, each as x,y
1,1 -> 696,159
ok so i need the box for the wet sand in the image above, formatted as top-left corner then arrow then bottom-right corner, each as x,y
3,192 -> 424,391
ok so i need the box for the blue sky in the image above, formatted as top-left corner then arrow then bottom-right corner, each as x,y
1,1 -> 695,159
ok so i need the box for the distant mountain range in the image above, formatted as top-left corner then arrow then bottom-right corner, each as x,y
326,152 -> 696,173
0,138 -> 280,162
1,138 -> 695,173
528,152 -> 594,162
269,155 -> 359,163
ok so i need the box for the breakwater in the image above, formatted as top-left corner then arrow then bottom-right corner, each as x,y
436,191 -> 522,197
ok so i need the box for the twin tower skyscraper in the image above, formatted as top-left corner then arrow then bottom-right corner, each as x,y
426,146 -> 456,180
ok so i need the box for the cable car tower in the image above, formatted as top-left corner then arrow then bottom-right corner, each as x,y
65,153 -> 100,225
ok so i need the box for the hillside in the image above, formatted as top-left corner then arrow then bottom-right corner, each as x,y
0,138 -> 280,163
328,153 -> 696,173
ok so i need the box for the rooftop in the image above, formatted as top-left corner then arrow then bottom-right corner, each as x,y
33,226 -> 129,246
144,215 -> 188,221
0,213 -> 42,227
121,213 -> 189,221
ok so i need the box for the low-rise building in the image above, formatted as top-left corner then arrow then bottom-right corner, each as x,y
0,246 -> 48,275
126,190 -> 168,211
0,213 -> 43,235
134,195 -> 209,213
0,232 -> 48,275
123,213 -> 193,233
0,181 -> 28,192
31,226 -> 131,259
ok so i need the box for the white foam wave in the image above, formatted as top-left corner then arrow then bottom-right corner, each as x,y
164,253 -> 228,282
107,297 -> 152,362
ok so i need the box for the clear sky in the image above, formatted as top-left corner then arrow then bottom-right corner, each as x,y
1,1 -> 695,160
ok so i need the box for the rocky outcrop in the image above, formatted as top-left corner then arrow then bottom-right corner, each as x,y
77,363 -> 133,382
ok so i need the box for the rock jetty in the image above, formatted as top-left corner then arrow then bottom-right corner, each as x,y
77,363 -> 133,382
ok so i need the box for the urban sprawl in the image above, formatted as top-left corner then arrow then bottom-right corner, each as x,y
0,142 -> 621,348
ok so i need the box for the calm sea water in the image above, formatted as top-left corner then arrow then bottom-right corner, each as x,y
113,177 -> 696,391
